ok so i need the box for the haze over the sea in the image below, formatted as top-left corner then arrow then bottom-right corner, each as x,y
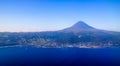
0,0 -> 120,32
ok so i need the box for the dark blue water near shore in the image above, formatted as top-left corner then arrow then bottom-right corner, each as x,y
0,47 -> 120,66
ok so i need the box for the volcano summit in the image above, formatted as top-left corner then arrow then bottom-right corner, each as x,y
62,21 -> 95,33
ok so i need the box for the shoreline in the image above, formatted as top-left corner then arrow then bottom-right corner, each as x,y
0,45 -> 119,49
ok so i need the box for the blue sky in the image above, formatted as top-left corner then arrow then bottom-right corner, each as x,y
0,0 -> 120,32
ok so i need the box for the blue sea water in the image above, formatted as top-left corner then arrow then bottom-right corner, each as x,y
0,46 -> 120,66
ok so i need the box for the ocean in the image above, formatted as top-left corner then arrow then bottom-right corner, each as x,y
0,46 -> 120,66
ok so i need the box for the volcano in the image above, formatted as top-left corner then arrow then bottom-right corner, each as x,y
61,21 -> 96,33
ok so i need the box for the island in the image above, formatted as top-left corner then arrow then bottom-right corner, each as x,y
0,21 -> 120,48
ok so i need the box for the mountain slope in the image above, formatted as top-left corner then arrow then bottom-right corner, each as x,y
57,21 -> 120,46
61,21 -> 96,33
